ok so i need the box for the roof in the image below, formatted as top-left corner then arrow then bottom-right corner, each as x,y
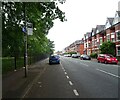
96,25 -> 105,32
91,28 -> 96,34
107,18 -> 114,25
116,11 -> 120,17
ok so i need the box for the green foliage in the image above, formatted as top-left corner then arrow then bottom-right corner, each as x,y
2,2 -> 66,72
69,52 -> 77,55
2,57 -> 24,74
63,52 -> 77,55
2,2 -> 66,57
100,41 -> 116,56
90,53 -> 98,58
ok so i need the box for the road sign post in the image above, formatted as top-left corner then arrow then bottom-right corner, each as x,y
23,3 -> 28,78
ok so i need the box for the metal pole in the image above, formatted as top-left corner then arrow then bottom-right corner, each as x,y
24,2 -> 28,77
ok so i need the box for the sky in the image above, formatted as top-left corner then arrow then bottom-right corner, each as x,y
47,0 -> 120,52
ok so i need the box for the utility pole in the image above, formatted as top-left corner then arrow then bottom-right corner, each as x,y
23,2 -> 28,77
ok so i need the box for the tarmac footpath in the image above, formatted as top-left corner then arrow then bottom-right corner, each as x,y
2,58 -> 48,100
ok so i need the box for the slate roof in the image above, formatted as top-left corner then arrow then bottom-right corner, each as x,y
116,11 -> 120,17
107,18 -> 114,25
96,25 -> 105,32
91,28 -> 96,34
86,32 -> 91,38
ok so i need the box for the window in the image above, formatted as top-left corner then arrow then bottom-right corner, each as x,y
92,41 -> 94,47
116,31 -> 120,41
107,34 -> 110,41
111,33 -> 115,42
94,39 -> 97,46
117,46 -> 120,56
88,43 -> 91,47
99,38 -> 102,45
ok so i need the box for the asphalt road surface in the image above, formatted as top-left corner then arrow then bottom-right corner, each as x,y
23,56 -> 120,98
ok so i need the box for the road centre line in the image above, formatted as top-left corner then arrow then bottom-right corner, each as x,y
96,68 -> 120,78
60,63 -> 65,70
65,72 -> 67,74
66,75 -> 70,79
69,81 -> 73,85
73,89 -> 79,96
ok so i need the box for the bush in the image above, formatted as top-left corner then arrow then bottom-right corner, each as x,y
90,53 -> 98,58
116,56 -> 120,61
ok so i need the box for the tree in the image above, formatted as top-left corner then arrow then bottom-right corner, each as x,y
2,1 -> 66,69
100,41 -> 116,56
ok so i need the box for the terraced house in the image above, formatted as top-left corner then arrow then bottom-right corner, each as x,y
64,39 -> 84,55
84,11 -> 120,57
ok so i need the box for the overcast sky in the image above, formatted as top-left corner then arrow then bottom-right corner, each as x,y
47,0 -> 120,52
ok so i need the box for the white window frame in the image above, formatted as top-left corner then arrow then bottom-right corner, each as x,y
111,32 -> 115,42
116,45 -> 120,56
99,37 -> 103,45
116,30 -> 120,42
94,39 -> 97,46
106,34 -> 110,41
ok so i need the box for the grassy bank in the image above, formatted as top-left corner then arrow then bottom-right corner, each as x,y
2,55 -> 48,74
2,57 -> 24,74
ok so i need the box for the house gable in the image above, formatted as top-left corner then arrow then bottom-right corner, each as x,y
96,25 -> 105,34
112,11 -> 120,25
91,28 -> 96,36
105,18 -> 114,29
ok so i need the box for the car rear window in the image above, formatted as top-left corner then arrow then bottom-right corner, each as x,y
50,55 -> 59,58
106,55 -> 113,58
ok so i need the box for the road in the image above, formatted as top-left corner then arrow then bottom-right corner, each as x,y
23,56 -> 120,98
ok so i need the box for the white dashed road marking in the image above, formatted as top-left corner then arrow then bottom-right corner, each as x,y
69,81 -> 73,85
66,75 -> 70,79
65,72 -> 67,74
73,89 -> 79,96
96,68 -> 120,78
61,62 -> 79,97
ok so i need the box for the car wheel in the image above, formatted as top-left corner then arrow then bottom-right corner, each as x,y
98,60 -> 100,63
104,61 -> 107,64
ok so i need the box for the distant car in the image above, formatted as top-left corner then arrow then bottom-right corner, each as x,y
80,54 -> 91,60
64,54 -> 71,57
71,54 -> 79,58
97,54 -> 118,64
49,55 -> 60,64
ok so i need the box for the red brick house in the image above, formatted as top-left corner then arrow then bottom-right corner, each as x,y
112,11 -> 120,56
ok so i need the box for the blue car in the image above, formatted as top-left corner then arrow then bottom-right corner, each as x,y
49,55 -> 60,64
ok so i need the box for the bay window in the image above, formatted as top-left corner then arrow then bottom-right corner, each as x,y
116,31 -> 120,41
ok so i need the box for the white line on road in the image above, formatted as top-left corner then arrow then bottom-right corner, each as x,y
96,68 -> 120,78
69,81 -> 73,85
73,89 -> 79,96
66,75 -> 70,79
65,72 -> 67,74
60,63 -> 66,71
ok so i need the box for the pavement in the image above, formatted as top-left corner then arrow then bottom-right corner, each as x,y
2,59 -> 47,99
2,58 -> 120,99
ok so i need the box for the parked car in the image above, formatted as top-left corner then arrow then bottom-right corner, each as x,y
97,54 -> 118,64
49,55 -> 60,64
80,54 -> 91,60
64,54 -> 71,57
71,54 -> 79,58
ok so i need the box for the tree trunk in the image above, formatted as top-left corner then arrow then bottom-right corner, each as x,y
14,56 -> 17,71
